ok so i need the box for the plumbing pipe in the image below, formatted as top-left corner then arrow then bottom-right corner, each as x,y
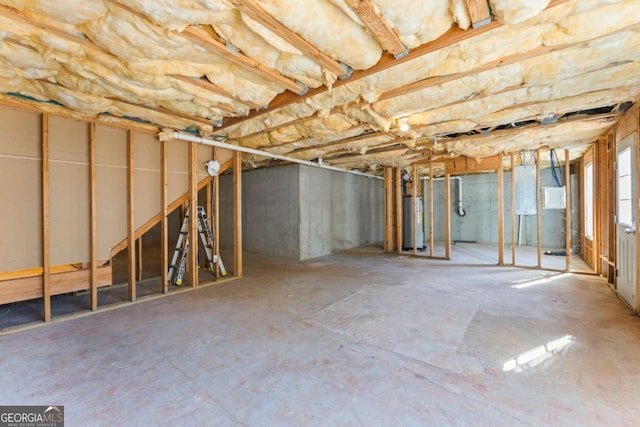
168,131 -> 382,180
422,176 -> 466,216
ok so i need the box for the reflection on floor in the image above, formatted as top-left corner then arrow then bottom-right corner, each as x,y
1,246 -> 638,426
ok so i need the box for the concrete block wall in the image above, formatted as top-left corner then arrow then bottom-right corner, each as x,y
220,164 -> 383,260
424,169 -> 579,249
299,166 -> 383,260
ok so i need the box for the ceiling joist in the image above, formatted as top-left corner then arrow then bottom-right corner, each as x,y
228,0 -> 351,79
221,0 -> 574,130
464,0 -> 492,28
108,0 -> 307,96
344,0 -> 407,57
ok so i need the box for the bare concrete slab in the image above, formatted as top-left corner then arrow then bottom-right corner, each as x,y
0,247 -> 639,426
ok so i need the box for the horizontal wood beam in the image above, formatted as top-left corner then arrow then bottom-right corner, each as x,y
0,266 -> 112,306
344,0 -> 406,57
228,0 -> 349,78
445,154 -> 503,174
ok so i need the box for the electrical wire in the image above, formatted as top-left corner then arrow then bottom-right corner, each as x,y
550,149 -> 563,187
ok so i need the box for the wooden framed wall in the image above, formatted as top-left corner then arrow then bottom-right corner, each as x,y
0,102 -> 241,327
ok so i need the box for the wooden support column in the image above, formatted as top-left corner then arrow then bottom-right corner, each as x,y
89,122 -> 98,310
536,148 -> 542,268
41,113 -> 51,321
497,155 -> 504,265
565,149 -> 572,272
233,151 -> 243,277
412,164 -> 418,255
127,130 -> 136,301
395,167 -> 403,254
214,156 -> 221,279
510,153 -> 516,265
189,142 -> 198,287
161,139 -> 168,293
444,173 -> 451,260
383,167 -> 393,252
429,165 -> 434,257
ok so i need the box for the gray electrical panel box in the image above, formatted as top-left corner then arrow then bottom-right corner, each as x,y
514,165 -> 537,215
403,196 -> 425,250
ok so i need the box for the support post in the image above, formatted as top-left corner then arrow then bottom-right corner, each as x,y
511,153 -> 516,265
445,173 -> 451,260
127,130 -> 136,301
384,166 -> 393,252
429,165 -> 434,257
565,149 -> 571,271
412,164 -> 418,255
42,113 -> 51,321
498,155 -> 504,265
189,142 -> 198,287
214,148 -> 220,278
89,122 -> 98,310
395,167 -> 403,254
536,148 -> 542,268
233,151 -> 243,277
137,238 -> 143,282
161,139 -> 168,293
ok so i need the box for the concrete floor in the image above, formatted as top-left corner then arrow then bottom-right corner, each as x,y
1,246 -> 639,426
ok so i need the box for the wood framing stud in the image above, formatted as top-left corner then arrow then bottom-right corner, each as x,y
429,165 -> 434,257
536,148 -> 542,268
127,130 -> 136,301
344,0 -> 407,57
412,164 -> 418,255
161,139 -> 168,293
41,113 -> 51,322
233,151 -> 243,277
214,148 -> 221,278
565,149 -> 571,272
228,0 -> 350,78
189,142 -> 198,287
510,153 -> 516,265
497,155 -> 504,265
395,167 -> 403,254
89,122 -> 98,310
444,173 -> 451,260
384,167 -> 393,252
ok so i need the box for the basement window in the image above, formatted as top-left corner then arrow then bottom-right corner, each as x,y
584,162 -> 594,239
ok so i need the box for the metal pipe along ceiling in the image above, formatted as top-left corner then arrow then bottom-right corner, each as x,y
170,131 -> 383,180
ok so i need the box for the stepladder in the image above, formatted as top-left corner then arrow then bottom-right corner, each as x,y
167,206 -> 227,286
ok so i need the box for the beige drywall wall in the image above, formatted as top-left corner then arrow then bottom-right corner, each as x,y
134,131 -> 161,230
49,115 -> 90,265
96,124 -> 127,260
0,106 -> 42,272
167,139 -> 188,203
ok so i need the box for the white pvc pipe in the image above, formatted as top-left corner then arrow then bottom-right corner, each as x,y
172,131 -> 382,180
422,176 -> 466,216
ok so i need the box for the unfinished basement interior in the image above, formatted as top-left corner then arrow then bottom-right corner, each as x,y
1,0 -> 640,425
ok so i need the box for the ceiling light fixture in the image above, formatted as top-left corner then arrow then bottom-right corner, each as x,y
399,117 -> 410,132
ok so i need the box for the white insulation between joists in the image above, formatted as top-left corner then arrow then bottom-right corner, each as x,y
167,130 -> 382,180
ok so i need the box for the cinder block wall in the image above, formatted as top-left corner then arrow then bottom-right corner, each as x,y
220,164 -> 383,260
